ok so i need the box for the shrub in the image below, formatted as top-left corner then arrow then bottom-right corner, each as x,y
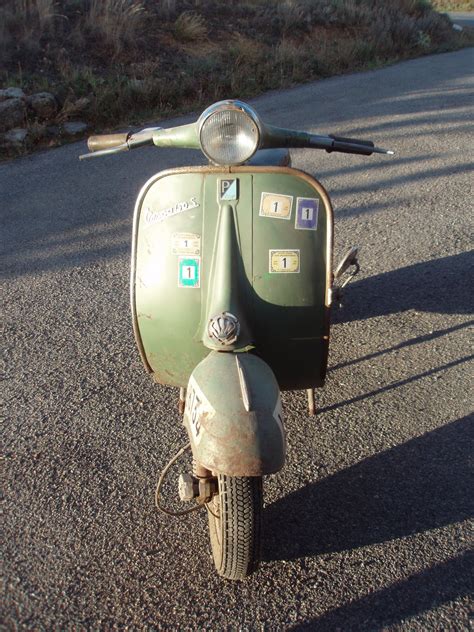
173,12 -> 207,42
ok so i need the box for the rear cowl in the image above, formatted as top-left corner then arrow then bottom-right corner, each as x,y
183,351 -> 285,477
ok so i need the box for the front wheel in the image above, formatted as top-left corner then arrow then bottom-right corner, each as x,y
207,475 -> 262,580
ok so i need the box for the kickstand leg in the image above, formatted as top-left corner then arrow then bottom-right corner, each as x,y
179,387 -> 186,414
307,388 -> 316,416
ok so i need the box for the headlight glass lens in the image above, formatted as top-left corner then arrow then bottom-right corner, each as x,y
199,106 -> 260,165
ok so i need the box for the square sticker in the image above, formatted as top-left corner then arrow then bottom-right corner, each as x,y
178,257 -> 200,288
172,232 -> 201,255
295,197 -> 319,230
269,249 -> 300,273
260,192 -> 293,220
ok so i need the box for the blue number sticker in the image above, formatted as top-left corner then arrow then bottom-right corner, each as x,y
295,197 -> 319,230
178,257 -> 200,288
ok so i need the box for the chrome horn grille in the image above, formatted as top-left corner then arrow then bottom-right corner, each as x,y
208,312 -> 240,346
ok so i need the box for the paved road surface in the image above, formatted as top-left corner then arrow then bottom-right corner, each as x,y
448,12 -> 474,28
2,49 -> 473,630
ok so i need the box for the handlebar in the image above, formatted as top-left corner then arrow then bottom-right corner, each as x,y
262,125 -> 391,156
79,103 -> 393,161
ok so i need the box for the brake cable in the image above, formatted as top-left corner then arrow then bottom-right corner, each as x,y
155,442 -> 207,517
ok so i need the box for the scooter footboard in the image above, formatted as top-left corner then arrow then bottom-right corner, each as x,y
183,351 -> 285,477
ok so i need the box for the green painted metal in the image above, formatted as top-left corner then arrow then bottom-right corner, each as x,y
152,123 -> 200,149
262,123 -> 332,150
183,351 -> 285,476
201,203 -> 253,349
131,166 -> 332,390
148,117 -> 333,155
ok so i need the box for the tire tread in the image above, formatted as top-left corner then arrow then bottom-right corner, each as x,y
209,475 -> 262,580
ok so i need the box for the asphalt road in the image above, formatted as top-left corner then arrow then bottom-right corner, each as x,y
2,49 -> 473,631
448,12 -> 474,28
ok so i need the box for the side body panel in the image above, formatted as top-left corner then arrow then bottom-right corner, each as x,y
131,166 -> 333,390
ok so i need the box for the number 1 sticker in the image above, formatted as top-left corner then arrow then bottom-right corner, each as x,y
260,193 -> 293,220
178,257 -> 200,288
295,197 -> 319,230
172,232 -> 201,255
269,250 -> 300,273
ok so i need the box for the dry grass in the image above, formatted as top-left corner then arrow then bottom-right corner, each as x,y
173,12 -> 207,42
55,96 -> 90,123
86,0 -> 146,55
431,0 -> 474,9
12,0 -> 56,24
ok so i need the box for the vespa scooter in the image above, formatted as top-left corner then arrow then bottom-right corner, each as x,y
80,100 -> 392,579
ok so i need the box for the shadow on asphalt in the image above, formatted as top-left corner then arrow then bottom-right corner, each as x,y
340,81 -> 473,137
333,159 -> 473,200
321,353 -> 473,414
287,550 -> 473,631
330,321 -> 473,373
0,149 -> 203,278
262,414 -> 473,562
334,251 -> 474,322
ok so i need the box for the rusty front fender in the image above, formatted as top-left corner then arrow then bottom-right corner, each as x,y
183,351 -> 286,476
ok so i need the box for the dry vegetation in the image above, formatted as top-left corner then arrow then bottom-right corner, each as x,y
431,0 -> 474,9
0,0 -> 473,145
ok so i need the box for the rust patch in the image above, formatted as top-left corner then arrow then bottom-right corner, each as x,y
188,408 -> 284,476
204,451 -> 267,477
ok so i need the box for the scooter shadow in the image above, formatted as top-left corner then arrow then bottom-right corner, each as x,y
333,250 -> 473,324
288,551 -> 473,631
262,415 -> 473,562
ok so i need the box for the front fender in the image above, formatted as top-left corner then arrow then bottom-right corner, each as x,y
183,351 -> 285,476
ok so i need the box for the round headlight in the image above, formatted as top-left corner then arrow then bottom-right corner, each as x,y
198,101 -> 261,166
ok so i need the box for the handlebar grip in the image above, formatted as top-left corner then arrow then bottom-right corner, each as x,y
327,135 -> 374,156
329,135 -> 374,148
87,133 -> 130,152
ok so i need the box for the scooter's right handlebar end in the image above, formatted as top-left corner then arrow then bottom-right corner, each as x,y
372,146 -> 394,155
87,133 -> 130,152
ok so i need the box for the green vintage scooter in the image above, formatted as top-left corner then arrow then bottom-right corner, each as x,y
81,100 -> 392,579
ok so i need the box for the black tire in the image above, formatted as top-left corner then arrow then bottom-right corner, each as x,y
207,475 -> 263,580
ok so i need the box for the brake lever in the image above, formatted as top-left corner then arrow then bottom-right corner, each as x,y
79,144 -> 129,160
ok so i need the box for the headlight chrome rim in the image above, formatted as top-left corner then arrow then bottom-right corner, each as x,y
198,100 -> 262,166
